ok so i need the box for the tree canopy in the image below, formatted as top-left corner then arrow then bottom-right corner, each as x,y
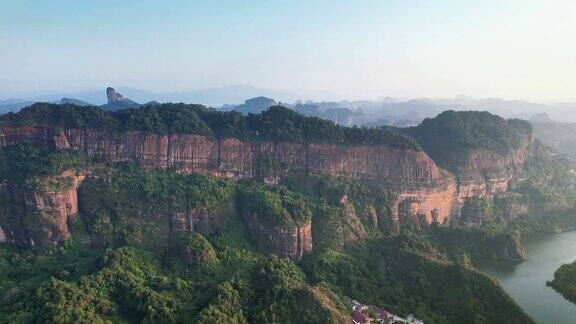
1,103 -> 420,149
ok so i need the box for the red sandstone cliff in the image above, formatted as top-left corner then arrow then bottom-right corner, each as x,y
50,128 -> 442,185
451,144 -> 531,220
0,170 -> 85,247
0,125 -> 458,241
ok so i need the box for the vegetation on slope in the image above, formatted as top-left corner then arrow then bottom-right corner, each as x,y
0,144 -> 86,185
548,260 -> 576,305
0,158 -> 537,323
0,215 -> 350,323
516,140 -> 576,211
78,163 -> 235,250
236,181 -> 312,228
2,107 -> 560,322
301,230 -> 532,323
404,110 -> 532,173
1,102 -> 420,149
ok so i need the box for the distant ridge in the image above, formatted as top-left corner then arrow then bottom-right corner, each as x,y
59,97 -> 93,106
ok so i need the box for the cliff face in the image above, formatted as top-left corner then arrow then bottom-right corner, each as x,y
452,146 -> 531,219
77,176 -> 236,251
0,170 -> 85,247
169,198 -> 235,237
0,125 -> 55,150
242,211 -> 313,261
392,174 -> 457,232
1,125 -> 457,228
52,128 -> 441,184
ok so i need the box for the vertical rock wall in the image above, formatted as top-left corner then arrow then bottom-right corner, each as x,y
0,171 -> 85,247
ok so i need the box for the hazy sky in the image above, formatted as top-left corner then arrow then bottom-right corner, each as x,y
1,0 -> 576,101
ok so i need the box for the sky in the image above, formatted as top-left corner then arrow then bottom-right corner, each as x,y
1,0 -> 576,102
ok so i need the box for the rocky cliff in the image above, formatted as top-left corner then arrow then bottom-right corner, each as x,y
52,128 -> 442,184
405,111 -> 534,222
0,170 -> 85,247
106,87 -> 125,103
451,145 -> 531,220
76,173 -> 236,251
243,212 -> 313,261
103,87 -> 140,110
1,125 -> 457,229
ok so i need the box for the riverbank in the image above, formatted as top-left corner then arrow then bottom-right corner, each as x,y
477,231 -> 576,324
547,260 -> 576,305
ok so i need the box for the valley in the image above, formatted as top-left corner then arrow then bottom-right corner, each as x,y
0,100 -> 575,323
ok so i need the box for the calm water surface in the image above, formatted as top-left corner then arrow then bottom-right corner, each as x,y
477,231 -> 576,324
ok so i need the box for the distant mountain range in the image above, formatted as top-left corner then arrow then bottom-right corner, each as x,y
529,113 -> 576,158
2,86 -> 576,125
0,97 -> 93,114
0,85 -> 341,108
221,95 -> 576,127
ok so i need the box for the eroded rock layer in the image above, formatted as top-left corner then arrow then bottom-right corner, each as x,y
242,212 -> 313,261
452,146 -> 531,219
1,125 -> 459,228
0,170 -> 85,247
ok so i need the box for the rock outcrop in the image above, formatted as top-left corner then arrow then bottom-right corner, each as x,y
102,87 -> 140,110
493,234 -> 527,261
169,198 -> 235,236
0,125 -> 457,229
405,110 -> 534,222
451,146 -> 530,220
0,170 -> 85,247
106,87 -> 125,103
77,176 -> 236,251
242,211 -> 313,261
391,174 -> 456,232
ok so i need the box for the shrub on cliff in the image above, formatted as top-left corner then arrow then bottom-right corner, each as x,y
0,144 -> 86,185
461,197 -> 494,226
247,106 -> 420,149
115,104 -> 214,136
1,103 -> 117,129
195,282 -> 248,324
79,163 -> 235,250
237,182 -> 312,228
176,233 -> 219,264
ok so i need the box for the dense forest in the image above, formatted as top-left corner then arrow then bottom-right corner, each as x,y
404,110 -> 533,174
0,144 -> 536,323
0,103 -> 420,149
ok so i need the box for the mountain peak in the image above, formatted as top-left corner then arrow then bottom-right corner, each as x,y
106,87 -> 125,103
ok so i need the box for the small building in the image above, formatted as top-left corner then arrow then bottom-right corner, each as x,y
352,310 -> 371,324
373,307 -> 394,323
345,297 -> 363,312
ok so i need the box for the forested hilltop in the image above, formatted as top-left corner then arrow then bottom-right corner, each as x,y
549,260 -> 576,305
4,103 -> 576,323
404,110 -> 533,176
1,102 -> 419,149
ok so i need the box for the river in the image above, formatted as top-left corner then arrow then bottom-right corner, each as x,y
477,231 -> 576,324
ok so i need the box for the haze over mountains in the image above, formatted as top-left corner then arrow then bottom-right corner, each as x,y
0,85 -> 340,108
4,86 -> 576,160
3,86 -> 576,124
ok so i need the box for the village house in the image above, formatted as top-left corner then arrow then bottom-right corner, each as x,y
352,309 -> 371,324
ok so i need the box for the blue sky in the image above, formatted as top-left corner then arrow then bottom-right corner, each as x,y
1,0 -> 575,101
